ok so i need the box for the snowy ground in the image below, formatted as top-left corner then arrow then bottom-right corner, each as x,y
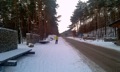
68,37 -> 120,52
5,37 -> 92,72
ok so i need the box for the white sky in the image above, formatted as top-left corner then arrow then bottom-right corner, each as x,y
56,0 -> 88,33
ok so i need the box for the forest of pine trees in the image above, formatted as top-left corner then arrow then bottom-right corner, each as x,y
0,0 -> 59,41
70,0 -> 120,39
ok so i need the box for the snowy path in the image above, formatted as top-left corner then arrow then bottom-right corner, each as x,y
5,37 -> 92,72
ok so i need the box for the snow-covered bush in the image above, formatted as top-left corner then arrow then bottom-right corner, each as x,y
28,43 -> 34,47
46,35 -> 56,41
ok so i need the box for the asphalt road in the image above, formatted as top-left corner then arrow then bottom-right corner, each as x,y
64,38 -> 120,72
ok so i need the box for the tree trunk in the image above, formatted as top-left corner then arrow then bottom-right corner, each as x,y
103,8 -> 107,37
118,28 -> 120,40
18,26 -> 21,44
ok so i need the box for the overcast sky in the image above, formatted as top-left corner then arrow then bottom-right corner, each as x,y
56,0 -> 88,33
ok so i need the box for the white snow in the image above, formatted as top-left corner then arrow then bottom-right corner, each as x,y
4,37 -> 92,72
68,37 -> 120,51
0,49 -> 31,62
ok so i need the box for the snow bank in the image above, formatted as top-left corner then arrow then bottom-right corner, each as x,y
68,37 -> 120,51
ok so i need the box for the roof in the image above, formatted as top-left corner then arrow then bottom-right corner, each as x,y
109,19 -> 120,28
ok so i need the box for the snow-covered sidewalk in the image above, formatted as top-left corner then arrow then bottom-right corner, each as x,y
68,37 -> 120,51
5,37 -> 92,72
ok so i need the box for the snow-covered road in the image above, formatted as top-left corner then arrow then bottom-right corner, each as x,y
5,37 -> 92,72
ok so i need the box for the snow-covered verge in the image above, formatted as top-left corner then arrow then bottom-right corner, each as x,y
4,37 -> 92,72
68,37 -> 120,52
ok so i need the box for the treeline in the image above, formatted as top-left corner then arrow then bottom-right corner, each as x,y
0,0 -> 59,39
70,0 -> 120,36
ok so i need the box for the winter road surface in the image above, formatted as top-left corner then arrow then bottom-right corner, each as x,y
65,38 -> 120,72
5,37 -> 92,72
